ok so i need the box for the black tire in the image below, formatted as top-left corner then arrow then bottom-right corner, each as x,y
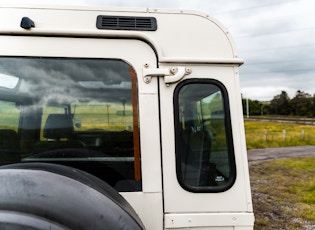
0,162 -> 145,230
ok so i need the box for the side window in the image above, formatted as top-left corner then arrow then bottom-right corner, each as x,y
174,80 -> 236,192
0,57 -> 141,192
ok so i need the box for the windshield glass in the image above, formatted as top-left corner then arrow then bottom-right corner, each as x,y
0,57 -> 141,192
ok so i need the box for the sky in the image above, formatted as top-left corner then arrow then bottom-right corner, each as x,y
1,0 -> 315,101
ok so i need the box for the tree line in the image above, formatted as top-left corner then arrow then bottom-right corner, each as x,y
242,90 -> 315,117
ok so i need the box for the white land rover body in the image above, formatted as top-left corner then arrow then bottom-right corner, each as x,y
0,4 -> 254,230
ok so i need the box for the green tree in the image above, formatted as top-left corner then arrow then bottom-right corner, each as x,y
269,91 -> 290,115
291,90 -> 313,117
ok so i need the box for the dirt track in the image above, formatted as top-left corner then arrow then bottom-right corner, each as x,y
247,145 -> 315,163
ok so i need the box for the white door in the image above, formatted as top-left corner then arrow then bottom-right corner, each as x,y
0,36 -> 163,229
158,64 -> 254,229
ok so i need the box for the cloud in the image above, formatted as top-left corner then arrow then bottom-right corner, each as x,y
0,57 -> 133,105
226,1 -> 315,101
241,86 -> 296,102
1,0 -> 314,102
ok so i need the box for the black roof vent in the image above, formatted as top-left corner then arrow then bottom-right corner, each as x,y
96,15 -> 157,31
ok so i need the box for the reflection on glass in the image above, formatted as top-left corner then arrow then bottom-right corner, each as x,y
0,57 -> 141,192
0,73 -> 19,89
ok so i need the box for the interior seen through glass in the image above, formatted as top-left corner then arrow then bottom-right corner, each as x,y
0,57 -> 141,192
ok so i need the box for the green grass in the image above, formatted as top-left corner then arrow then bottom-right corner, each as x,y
0,102 -> 135,140
246,120 -> 315,229
250,157 -> 315,229
245,120 -> 315,149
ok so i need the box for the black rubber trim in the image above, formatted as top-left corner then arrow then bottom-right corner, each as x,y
173,78 -> 237,193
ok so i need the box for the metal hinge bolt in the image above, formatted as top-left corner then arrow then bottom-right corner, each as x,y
143,64 -> 191,84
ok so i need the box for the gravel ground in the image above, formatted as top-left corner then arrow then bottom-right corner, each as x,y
248,146 -> 315,230
247,145 -> 315,163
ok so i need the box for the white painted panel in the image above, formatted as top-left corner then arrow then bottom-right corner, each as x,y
159,64 -> 253,214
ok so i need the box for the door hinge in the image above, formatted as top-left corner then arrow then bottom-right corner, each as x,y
143,64 -> 191,84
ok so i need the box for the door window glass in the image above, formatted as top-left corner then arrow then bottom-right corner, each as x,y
174,80 -> 236,192
0,57 -> 141,192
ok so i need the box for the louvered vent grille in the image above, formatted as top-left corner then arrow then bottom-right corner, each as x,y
96,16 -> 157,31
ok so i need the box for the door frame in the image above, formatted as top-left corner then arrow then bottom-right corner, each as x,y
0,36 -> 163,229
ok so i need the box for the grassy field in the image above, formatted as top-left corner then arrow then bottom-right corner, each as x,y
245,121 -> 315,230
245,120 -> 315,229
250,157 -> 315,229
245,120 -> 315,149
